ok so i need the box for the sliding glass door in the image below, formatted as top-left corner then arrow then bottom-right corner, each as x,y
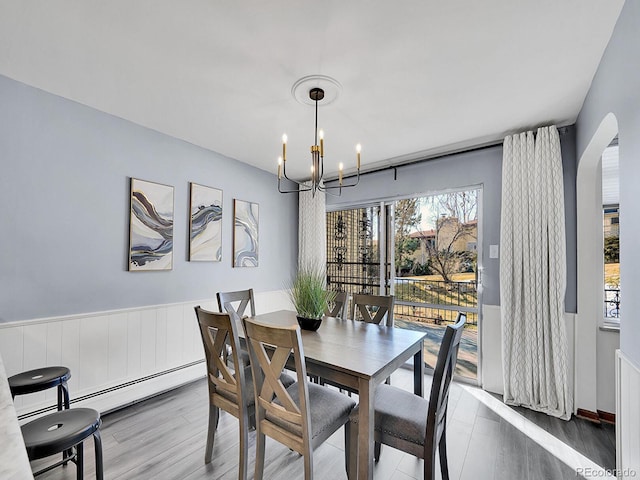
326,187 -> 482,383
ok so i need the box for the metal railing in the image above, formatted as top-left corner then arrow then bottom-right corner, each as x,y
604,287 -> 620,318
393,277 -> 478,326
394,303 -> 477,326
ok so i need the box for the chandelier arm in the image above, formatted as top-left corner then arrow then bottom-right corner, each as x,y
281,158 -> 300,182
321,171 -> 360,190
278,177 -> 312,193
317,185 -> 342,197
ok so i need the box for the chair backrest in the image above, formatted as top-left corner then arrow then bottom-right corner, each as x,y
426,312 -> 466,444
350,293 -> 395,326
325,291 -> 349,319
194,306 -> 249,415
217,289 -> 256,320
242,317 -> 312,454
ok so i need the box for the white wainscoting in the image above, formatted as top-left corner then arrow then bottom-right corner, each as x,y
616,350 -> 640,475
0,290 -> 292,419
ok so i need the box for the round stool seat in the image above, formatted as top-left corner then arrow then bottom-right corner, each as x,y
8,366 -> 71,396
22,408 -> 101,459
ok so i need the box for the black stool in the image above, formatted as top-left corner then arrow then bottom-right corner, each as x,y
8,366 -> 71,411
10,366 -> 72,463
21,408 -> 103,480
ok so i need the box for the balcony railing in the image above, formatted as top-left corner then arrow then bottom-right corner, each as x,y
394,277 -> 478,326
604,286 -> 620,318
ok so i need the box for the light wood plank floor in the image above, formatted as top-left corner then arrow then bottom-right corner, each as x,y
31,369 -> 615,480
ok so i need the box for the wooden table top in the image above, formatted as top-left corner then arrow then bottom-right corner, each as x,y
241,310 -> 427,381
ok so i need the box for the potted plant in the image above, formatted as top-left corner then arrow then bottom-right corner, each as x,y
288,264 -> 336,331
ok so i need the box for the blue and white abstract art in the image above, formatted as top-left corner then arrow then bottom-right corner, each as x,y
189,183 -> 222,262
129,178 -> 174,271
233,199 -> 259,267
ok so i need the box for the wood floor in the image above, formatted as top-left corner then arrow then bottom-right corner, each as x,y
32,369 -> 615,480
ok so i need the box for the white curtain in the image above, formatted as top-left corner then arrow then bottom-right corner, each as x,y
298,190 -> 327,270
500,125 -> 572,420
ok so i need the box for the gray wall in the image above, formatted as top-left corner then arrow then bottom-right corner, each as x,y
0,75 -> 298,322
576,0 -> 640,366
327,129 -> 578,312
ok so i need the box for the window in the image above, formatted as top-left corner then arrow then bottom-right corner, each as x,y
602,141 -> 619,320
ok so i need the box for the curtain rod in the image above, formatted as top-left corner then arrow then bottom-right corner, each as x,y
330,124 -> 572,182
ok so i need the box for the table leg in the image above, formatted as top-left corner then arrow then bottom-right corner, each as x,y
357,378 -> 374,480
414,341 -> 425,396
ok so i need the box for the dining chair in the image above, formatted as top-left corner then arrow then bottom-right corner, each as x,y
350,293 -> 395,327
216,289 -> 255,366
325,291 -> 349,319
195,306 -> 294,479
217,289 -> 256,319
242,317 -> 357,480
195,306 -> 252,479
349,312 -> 467,480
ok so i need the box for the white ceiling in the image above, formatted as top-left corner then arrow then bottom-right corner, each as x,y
0,1 -> 624,180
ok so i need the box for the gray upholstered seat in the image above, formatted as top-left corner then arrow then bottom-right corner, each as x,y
373,383 -> 428,447
269,381 -> 356,445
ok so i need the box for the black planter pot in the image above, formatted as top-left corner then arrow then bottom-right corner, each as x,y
296,316 -> 322,331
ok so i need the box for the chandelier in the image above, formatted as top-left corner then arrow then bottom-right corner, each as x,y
277,87 -> 361,196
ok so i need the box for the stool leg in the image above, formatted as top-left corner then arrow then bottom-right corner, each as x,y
61,382 -> 71,409
76,442 -> 84,480
60,382 -> 72,464
93,430 -> 104,480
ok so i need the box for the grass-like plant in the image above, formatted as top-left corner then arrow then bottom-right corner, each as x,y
288,264 -> 336,320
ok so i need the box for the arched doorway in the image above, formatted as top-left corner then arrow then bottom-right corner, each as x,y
575,113 -> 619,415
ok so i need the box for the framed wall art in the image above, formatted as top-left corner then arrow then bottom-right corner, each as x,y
128,178 -> 174,271
233,199 -> 259,267
189,182 -> 223,262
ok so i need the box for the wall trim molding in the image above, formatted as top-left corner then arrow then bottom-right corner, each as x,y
0,298 -> 225,329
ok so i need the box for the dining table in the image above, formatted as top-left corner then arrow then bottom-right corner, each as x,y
238,310 -> 427,480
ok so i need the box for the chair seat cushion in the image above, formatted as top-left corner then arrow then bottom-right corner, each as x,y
21,408 -> 101,459
352,384 -> 428,447
269,382 -> 356,441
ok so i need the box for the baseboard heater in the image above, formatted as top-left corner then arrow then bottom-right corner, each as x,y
17,359 -> 205,421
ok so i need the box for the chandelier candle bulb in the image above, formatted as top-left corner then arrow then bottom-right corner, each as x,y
319,129 -> 324,157
277,157 -> 282,179
339,162 -> 343,185
282,134 -> 287,162
356,143 -> 362,170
